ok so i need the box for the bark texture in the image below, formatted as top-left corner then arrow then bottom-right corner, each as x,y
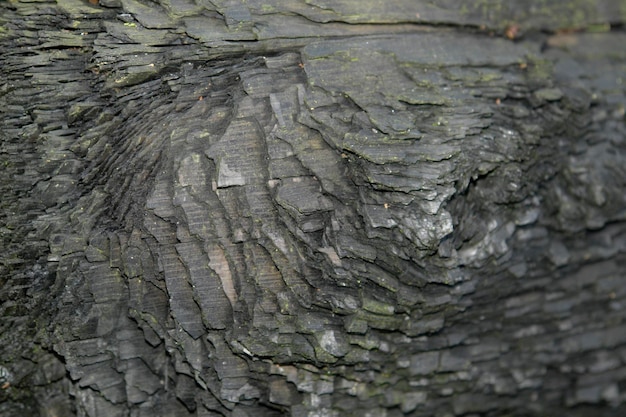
1,1 -> 626,416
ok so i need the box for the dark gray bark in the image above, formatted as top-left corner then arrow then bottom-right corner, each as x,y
1,0 -> 626,416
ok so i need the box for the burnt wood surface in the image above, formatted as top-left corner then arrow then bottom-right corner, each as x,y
1,1 -> 626,416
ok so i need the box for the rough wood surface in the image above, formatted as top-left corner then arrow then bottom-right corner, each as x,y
1,1 -> 626,416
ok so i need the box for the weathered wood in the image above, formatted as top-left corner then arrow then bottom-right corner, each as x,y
1,0 -> 626,416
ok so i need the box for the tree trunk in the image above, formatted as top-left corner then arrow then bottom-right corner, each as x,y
1,0 -> 626,416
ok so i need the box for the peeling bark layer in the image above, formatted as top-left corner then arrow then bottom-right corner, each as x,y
1,1 -> 626,416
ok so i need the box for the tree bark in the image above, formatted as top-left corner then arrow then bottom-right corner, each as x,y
1,1 -> 626,416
